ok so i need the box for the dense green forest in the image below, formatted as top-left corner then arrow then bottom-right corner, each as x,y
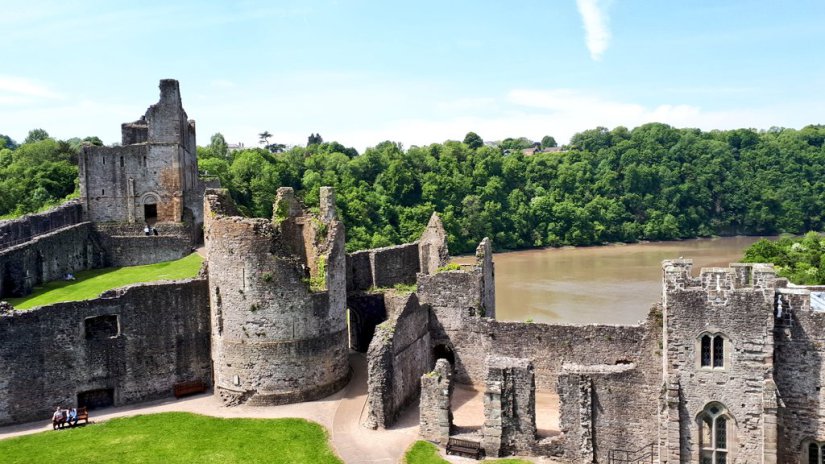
199,124 -> 825,253
744,233 -> 825,285
3,123 -> 825,254
0,130 -> 100,219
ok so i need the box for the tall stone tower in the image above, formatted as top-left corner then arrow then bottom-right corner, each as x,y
660,260 -> 778,463
204,187 -> 350,406
78,79 -> 201,227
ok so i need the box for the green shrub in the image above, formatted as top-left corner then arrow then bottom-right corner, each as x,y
436,263 -> 461,272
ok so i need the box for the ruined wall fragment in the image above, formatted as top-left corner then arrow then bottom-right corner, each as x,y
482,356 -> 536,457
362,291 -> 430,429
420,358 -> 453,444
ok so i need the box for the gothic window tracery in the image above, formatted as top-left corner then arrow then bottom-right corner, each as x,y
700,334 -> 725,368
699,403 -> 730,464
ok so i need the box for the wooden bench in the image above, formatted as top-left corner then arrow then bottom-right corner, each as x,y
173,379 -> 207,398
75,407 -> 89,425
446,437 -> 483,460
52,407 -> 89,430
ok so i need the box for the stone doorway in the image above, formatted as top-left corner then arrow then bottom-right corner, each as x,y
143,203 -> 158,225
77,388 -> 114,410
346,293 -> 387,352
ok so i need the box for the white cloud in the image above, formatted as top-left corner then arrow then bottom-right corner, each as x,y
0,75 -> 62,100
576,0 -> 612,61
304,89 -> 816,152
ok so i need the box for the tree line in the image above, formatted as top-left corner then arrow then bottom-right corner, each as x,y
199,123 -> 825,254
2,123 -> 824,255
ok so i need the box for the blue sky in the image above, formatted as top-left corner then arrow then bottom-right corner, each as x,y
1,0 -> 824,151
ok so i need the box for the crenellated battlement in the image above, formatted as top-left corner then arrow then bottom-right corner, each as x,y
663,260 -> 776,306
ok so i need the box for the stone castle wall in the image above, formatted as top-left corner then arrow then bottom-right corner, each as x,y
347,243 -> 420,292
420,249 -> 659,392
205,187 -> 350,406
482,356 -> 537,457
451,317 -> 660,392
420,358 -> 453,444
0,219 -> 196,299
346,213 -> 449,292
0,200 -> 84,251
94,223 -> 193,267
559,363 -> 656,463
363,291 -> 431,429
0,278 -> 211,426
0,222 -> 105,298
774,287 -> 825,463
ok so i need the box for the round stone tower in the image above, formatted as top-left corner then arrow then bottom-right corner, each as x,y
204,186 -> 350,405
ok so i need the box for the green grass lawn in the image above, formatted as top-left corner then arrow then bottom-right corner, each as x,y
404,440 -> 532,464
6,253 -> 203,310
0,413 -> 341,464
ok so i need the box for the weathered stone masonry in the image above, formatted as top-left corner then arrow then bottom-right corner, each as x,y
204,187 -> 350,406
0,278 -> 211,426
79,79 -> 201,229
362,291 -> 431,429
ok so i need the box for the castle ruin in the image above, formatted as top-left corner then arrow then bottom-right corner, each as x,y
3,80 -> 825,463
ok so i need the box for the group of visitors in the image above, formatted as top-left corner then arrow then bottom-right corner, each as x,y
143,223 -> 159,236
51,406 -> 78,430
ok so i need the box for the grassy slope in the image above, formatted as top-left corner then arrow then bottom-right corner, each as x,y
404,441 -> 532,464
6,253 -> 203,309
0,413 -> 342,464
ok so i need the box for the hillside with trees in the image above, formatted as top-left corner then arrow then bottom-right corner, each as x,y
199,124 -> 825,253
3,123 -> 825,255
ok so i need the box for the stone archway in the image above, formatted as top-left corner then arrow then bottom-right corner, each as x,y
346,293 -> 388,353
139,192 -> 161,225
432,344 -> 455,367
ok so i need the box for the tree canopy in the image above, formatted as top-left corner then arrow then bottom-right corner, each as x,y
195,123 -> 825,253
743,232 -> 825,284
463,132 -> 483,150
0,132 -> 80,218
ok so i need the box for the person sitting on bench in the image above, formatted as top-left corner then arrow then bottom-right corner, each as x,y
52,407 -> 64,429
67,408 -> 78,427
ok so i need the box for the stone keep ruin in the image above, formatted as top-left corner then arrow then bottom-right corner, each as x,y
6,80 -> 825,463
79,79 -> 202,228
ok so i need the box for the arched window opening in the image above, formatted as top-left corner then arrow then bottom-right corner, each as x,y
807,441 -> 825,464
699,403 -> 730,464
700,334 -> 725,368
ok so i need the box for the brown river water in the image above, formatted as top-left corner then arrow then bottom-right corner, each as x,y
455,236 -> 765,325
